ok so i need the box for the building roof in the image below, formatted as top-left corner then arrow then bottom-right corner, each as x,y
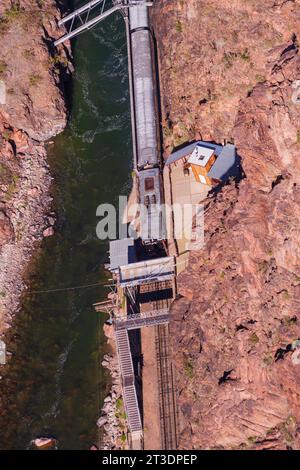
119,256 -> 175,288
165,140 -> 223,166
207,144 -> 237,181
165,142 -> 199,166
188,145 -> 215,167
109,238 -> 136,271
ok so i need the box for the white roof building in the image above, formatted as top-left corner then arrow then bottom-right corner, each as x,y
188,145 -> 215,167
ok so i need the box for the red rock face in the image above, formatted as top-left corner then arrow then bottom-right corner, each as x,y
0,0 -> 72,141
152,0 -> 300,449
0,1 -> 71,328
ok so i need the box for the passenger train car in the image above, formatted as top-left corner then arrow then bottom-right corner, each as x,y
129,1 -> 164,242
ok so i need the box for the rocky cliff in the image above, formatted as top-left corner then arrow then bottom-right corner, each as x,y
152,0 -> 300,449
0,0 -> 72,333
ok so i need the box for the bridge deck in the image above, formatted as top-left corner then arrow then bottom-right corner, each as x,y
115,309 -> 169,331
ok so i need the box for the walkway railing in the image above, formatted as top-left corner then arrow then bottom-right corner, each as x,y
114,308 -> 169,330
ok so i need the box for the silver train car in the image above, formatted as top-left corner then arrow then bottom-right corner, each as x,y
129,1 -> 159,169
129,1 -> 164,242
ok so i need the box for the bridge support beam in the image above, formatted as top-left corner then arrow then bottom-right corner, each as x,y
54,5 -> 121,46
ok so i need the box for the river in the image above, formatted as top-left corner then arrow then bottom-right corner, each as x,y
0,2 -> 131,450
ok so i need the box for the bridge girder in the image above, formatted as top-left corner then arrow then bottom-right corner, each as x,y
54,0 -> 153,47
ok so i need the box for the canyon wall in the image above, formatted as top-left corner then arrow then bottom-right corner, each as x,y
0,0 -> 72,332
152,0 -> 300,449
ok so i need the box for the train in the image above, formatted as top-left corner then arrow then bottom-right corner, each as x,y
128,0 -> 165,243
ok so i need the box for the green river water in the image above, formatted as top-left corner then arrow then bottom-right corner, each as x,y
0,3 -> 131,450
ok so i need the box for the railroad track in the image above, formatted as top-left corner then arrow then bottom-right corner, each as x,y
155,324 -> 179,449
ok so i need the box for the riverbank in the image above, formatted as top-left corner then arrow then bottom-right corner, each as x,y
0,0 -> 72,334
0,137 -> 53,328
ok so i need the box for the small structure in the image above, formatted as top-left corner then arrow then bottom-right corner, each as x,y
165,140 -> 239,186
187,144 -> 217,185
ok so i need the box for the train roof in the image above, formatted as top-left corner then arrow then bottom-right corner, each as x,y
140,205 -> 164,241
138,168 -> 164,241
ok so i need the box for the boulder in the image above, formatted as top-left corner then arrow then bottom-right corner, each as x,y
32,438 -> 56,450
42,226 -> 54,238
90,445 -> 99,451
97,416 -> 107,428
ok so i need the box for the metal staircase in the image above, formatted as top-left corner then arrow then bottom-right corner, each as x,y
115,329 -> 143,435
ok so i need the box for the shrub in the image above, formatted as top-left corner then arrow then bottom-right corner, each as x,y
249,332 -> 259,345
240,48 -> 250,61
116,397 -> 123,411
184,359 -> 194,378
282,289 -> 289,300
4,5 -> 22,21
255,74 -> 266,83
223,51 -> 237,68
0,19 -> 9,35
175,20 -> 182,33
22,49 -> 35,59
29,73 -> 42,86
50,54 -> 68,68
1,130 -> 11,141
263,355 -> 273,366
0,163 -> 13,185
0,61 -> 7,76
